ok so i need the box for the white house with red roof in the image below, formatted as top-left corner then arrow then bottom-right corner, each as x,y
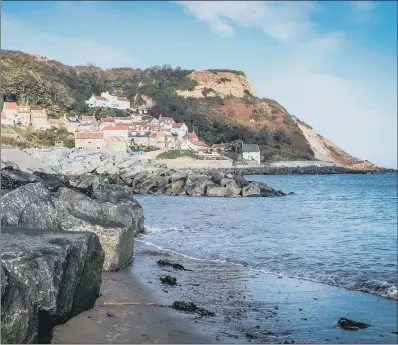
159,115 -> 175,133
85,91 -> 130,110
106,136 -> 128,153
183,131 -> 210,153
102,125 -> 129,141
171,122 -> 188,138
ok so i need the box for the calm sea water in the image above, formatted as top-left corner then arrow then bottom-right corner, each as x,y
136,173 -> 398,300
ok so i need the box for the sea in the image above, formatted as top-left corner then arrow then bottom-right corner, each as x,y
136,173 -> 398,301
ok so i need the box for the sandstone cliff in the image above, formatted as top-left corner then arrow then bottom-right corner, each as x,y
177,70 -> 257,99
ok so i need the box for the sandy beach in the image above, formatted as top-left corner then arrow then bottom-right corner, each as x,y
53,240 -> 398,344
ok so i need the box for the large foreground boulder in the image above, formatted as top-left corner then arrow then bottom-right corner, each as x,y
1,182 -> 144,271
1,227 -> 104,344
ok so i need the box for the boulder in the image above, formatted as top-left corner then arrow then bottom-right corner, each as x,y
206,186 -> 227,197
1,159 -> 19,171
220,178 -> 236,187
190,186 -> 204,196
208,168 -> 224,185
170,171 -> 188,182
32,171 -> 70,192
171,179 -> 186,195
1,183 -> 144,271
234,175 -> 249,188
242,183 -> 261,197
225,183 -> 242,197
1,227 -> 104,344
1,168 -> 41,189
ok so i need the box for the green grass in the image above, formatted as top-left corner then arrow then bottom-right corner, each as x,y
156,150 -> 203,160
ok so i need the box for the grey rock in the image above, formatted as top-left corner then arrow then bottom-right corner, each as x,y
1,168 -> 41,189
1,183 -> 144,271
225,183 -> 242,197
242,183 -> 261,197
234,175 -> 249,188
170,171 -> 188,182
1,227 -> 104,344
208,168 -> 224,185
206,186 -> 227,197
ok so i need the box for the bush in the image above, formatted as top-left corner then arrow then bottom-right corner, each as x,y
156,150 -> 202,160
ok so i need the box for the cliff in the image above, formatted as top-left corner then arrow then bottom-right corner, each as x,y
0,49 -> 379,170
176,70 -> 257,99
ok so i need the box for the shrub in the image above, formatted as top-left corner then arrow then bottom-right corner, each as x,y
156,150 -> 203,160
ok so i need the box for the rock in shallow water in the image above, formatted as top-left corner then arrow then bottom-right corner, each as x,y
1,227 -> 104,344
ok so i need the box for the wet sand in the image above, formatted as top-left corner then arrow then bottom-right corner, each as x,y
53,240 -> 398,344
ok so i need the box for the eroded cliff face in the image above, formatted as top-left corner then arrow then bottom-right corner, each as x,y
319,136 -> 378,170
177,71 -> 257,99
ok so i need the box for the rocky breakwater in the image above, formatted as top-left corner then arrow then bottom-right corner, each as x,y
23,148 -> 289,198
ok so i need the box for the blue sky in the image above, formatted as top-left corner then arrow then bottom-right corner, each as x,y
2,1 -> 397,168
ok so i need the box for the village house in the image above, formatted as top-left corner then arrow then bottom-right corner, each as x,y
47,118 -> 64,129
159,115 -> 175,134
75,132 -> 105,150
80,115 -> 96,124
15,106 -> 32,126
171,122 -> 188,139
242,144 -> 261,165
1,102 -> 18,125
149,129 -> 167,149
114,117 -> 134,126
184,131 -> 210,153
61,116 -> 81,133
211,143 -> 231,153
129,131 -> 151,147
106,136 -> 128,153
85,91 -> 130,110
165,133 -> 179,150
78,121 -> 99,132
31,108 -> 48,131
150,117 -> 160,132
129,122 -> 151,133
131,113 -> 144,121
102,125 -> 129,141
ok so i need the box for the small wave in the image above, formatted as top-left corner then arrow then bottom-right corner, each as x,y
135,239 -> 398,301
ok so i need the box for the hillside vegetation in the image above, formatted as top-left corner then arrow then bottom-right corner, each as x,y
0,49 -> 376,167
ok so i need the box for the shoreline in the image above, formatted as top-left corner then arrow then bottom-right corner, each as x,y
53,240 -> 398,344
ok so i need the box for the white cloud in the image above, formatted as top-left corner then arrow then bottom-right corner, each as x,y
350,1 -> 378,21
175,1 -> 318,42
175,1 -> 397,168
1,12 -> 137,69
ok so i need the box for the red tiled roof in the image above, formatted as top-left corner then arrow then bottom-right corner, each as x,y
75,132 -> 103,139
3,102 -> 18,110
117,96 -> 129,102
108,136 -> 126,142
172,123 -> 185,128
103,118 -> 115,122
188,132 -> 198,139
103,125 -> 129,131
95,96 -> 108,101
196,140 -> 209,147
114,117 -> 133,121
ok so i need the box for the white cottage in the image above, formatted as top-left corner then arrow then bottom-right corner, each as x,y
242,144 -> 261,165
